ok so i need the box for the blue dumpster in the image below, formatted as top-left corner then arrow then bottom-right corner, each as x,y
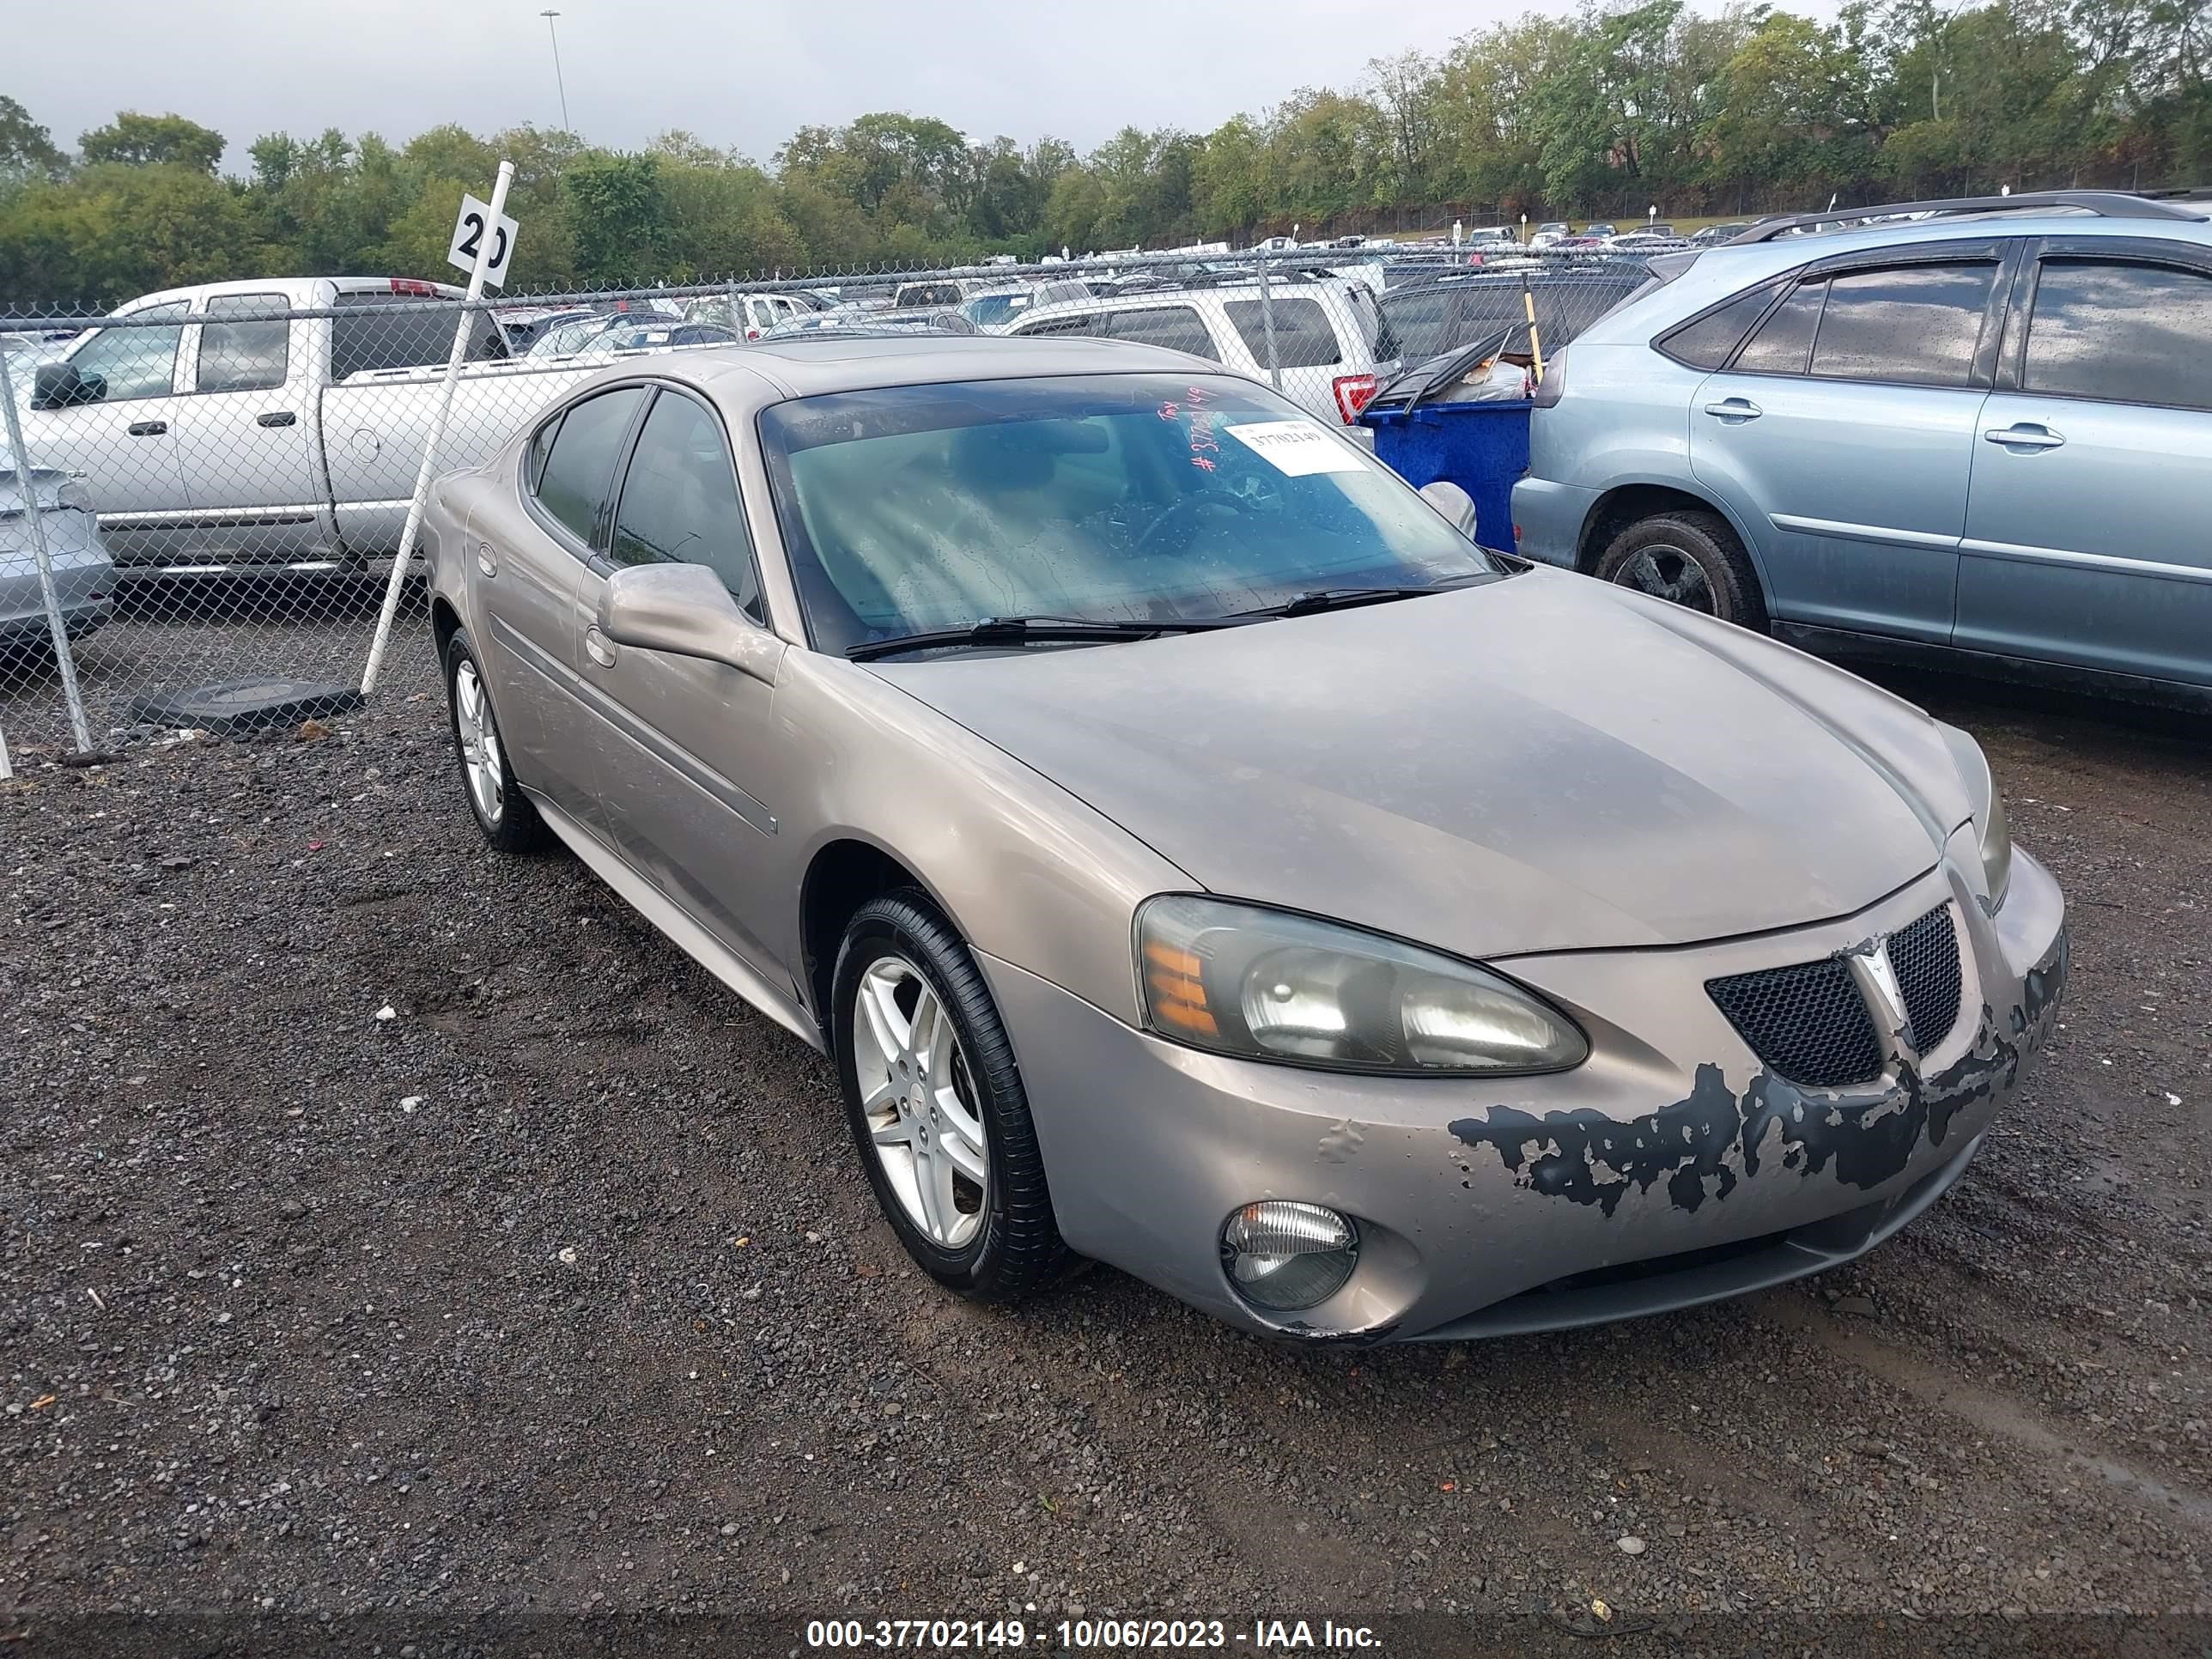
1359,398 -> 1531,550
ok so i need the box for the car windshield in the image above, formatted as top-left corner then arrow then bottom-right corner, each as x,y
963,293 -> 1032,326
528,316 -> 617,356
757,374 -> 1500,656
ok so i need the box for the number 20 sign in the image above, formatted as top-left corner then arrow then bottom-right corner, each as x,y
447,194 -> 519,289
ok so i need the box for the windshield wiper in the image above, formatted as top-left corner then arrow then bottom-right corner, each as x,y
1232,577 -> 1488,620
846,614 -> 1243,663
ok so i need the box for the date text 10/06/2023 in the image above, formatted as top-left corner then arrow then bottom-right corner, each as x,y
804,1617 -> 1384,1650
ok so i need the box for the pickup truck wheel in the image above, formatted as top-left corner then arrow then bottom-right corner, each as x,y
1595,512 -> 1767,631
833,889 -> 1067,1304
444,629 -> 549,854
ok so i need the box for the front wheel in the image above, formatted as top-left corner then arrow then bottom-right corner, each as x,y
1593,511 -> 1767,630
832,890 -> 1066,1302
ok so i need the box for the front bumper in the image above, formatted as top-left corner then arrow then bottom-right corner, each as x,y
1508,475 -> 1596,568
982,844 -> 2066,1342
0,599 -> 110,649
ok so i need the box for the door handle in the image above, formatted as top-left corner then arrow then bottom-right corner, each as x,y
256,410 -> 298,428
1983,423 -> 2064,450
584,626 -> 617,668
1703,398 -> 1761,422
126,420 -> 167,436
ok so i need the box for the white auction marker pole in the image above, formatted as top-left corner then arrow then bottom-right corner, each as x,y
362,160 -> 514,695
0,348 -> 93,753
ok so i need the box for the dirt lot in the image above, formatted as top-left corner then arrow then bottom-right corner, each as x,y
3,668 -> 2207,1656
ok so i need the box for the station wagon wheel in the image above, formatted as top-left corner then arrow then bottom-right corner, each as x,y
832,889 -> 1067,1302
1593,510 -> 1768,632
442,629 -> 550,854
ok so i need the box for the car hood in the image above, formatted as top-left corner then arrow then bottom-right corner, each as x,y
872,569 -> 1968,960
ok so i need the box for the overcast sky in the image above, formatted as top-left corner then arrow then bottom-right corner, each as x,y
23,0 -> 1589,174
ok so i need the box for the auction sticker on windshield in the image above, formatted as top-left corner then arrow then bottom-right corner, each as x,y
1224,421 -> 1367,477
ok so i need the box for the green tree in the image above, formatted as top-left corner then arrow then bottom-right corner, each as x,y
1194,116 -> 1269,237
563,152 -> 672,283
0,162 -> 253,305
78,111 -> 225,173
0,95 -> 67,183
1432,16 -> 1567,214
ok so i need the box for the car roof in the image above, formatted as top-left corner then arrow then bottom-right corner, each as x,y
1688,208 -> 2212,279
117,275 -> 468,314
1016,279 -> 1342,323
565,333 -> 1215,411
1589,205 -> 2212,343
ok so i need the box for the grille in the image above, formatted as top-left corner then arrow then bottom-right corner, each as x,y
1890,903 -> 1964,1051
1706,957 -> 1884,1088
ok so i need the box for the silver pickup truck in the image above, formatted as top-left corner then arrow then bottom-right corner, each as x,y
13,276 -> 612,575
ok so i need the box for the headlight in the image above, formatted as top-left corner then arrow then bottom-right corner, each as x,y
1978,785 -> 2012,911
1939,724 -> 2012,911
1136,896 -> 1587,1074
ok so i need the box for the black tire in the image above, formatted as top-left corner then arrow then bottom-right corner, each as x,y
1593,510 -> 1768,631
443,628 -> 550,854
831,889 -> 1067,1303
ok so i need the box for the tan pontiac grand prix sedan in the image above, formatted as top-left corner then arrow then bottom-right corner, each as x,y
422,333 -> 2068,1343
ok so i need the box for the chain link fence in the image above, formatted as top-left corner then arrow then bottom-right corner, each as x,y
0,241 -> 1652,758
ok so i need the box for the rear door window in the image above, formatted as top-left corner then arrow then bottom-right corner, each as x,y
332,295 -> 507,378
532,386 -> 648,549
1222,297 -> 1343,368
1808,262 -> 1997,387
1659,284 -> 1778,370
1731,283 -> 1826,377
1108,306 -> 1219,359
2022,258 -> 2212,411
197,293 -> 291,392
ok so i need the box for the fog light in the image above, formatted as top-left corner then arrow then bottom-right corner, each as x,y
1220,1200 -> 1358,1312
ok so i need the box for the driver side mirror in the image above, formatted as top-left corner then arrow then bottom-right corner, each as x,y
599,562 -> 783,685
31,362 -> 99,410
1419,479 -> 1478,539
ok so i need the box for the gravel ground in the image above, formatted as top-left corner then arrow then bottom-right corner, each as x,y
3,668 -> 2207,1657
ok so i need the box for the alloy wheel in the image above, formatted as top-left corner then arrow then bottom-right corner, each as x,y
453,659 -> 506,825
1611,545 -> 1717,613
851,956 -> 989,1249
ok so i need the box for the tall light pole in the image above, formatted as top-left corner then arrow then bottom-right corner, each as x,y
540,9 -> 570,132
1932,0 -> 1978,123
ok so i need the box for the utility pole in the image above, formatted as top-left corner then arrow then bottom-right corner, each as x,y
540,9 -> 570,132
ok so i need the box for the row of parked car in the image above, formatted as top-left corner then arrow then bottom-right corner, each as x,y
9,189 -> 2206,708
1526,221 -> 1752,253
